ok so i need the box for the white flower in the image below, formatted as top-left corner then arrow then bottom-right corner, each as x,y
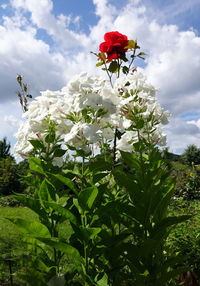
102,127 -> 114,140
122,119 -> 132,129
82,124 -> 101,143
52,157 -> 64,168
116,131 -> 138,152
14,70 -> 169,159
64,122 -> 83,144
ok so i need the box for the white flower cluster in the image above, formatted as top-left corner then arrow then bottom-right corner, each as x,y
14,71 -> 170,160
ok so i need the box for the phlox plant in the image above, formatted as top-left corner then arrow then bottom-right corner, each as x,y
8,31 -> 190,285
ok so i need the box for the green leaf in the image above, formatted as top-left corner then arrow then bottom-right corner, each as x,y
78,186 -> 98,211
36,238 -> 83,268
39,179 -> 56,206
112,169 -> 135,196
122,66 -> 129,74
89,155 -> 112,172
45,133 -> 55,143
29,139 -> 44,150
73,198 -> 82,214
71,224 -> 101,243
82,227 -> 101,241
7,218 -> 50,238
29,157 -> 46,175
93,172 -> 109,184
152,215 -> 191,239
52,174 -> 78,194
120,151 -> 140,169
47,202 -> 78,225
108,61 -> 118,73
96,273 -> 109,286
138,52 -> 147,56
125,40 -> 136,49
53,148 -> 66,157
14,194 -> 45,217
155,267 -> 189,286
96,62 -> 104,67
48,276 -> 66,286
152,183 -> 175,221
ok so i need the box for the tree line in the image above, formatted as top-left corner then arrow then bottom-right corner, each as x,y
0,137 -> 28,196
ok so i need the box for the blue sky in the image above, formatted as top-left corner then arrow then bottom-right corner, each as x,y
53,0 -> 98,32
0,0 -> 200,155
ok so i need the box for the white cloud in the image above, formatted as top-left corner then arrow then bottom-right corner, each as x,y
145,29 -> 200,113
1,4 -> 8,9
0,101 -> 22,151
0,23 -> 68,102
4,114 -> 20,127
165,118 -> 200,153
11,0 -> 88,50
143,0 -> 200,25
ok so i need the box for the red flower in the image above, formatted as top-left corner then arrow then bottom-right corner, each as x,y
99,31 -> 129,61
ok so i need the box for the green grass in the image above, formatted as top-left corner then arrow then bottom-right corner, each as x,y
0,205 -> 74,284
171,161 -> 191,172
0,206 -> 38,240
0,207 -> 39,283
168,199 -> 200,279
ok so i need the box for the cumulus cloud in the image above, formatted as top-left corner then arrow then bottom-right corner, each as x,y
145,29 -> 200,114
0,102 -> 22,151
0,0 -> 200,154
142,0 -> 200,27
166,118 -> 200,153
0,20 -> 68,102
11,0 -> 88,50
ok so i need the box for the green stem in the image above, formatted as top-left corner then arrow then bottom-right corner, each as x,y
118,222 -> 121,235
82,156 -> 85,175
51,213 -> 58,272
113,128 -> 117,168
117,59 -> 120,78
104,62 -> 113,88
128,48 -> 136,71
137,130 -> 147,238
82,214 -> 89,274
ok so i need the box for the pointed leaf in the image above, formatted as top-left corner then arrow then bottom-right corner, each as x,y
7,218 -> 50,238
29,157 -> 46,175
47,202 -> 78,225
108,61 -> 118,73
52,174 -> 78,194
125,40 -> 136,49
152,215 -> 191,239
37,238 -> 83,268
78,186 -> 98,211
29,139 -> 44,150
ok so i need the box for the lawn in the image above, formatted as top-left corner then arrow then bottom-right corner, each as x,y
0,206 -> 38,284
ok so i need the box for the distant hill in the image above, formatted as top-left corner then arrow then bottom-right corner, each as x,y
165,152 -> 181,162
